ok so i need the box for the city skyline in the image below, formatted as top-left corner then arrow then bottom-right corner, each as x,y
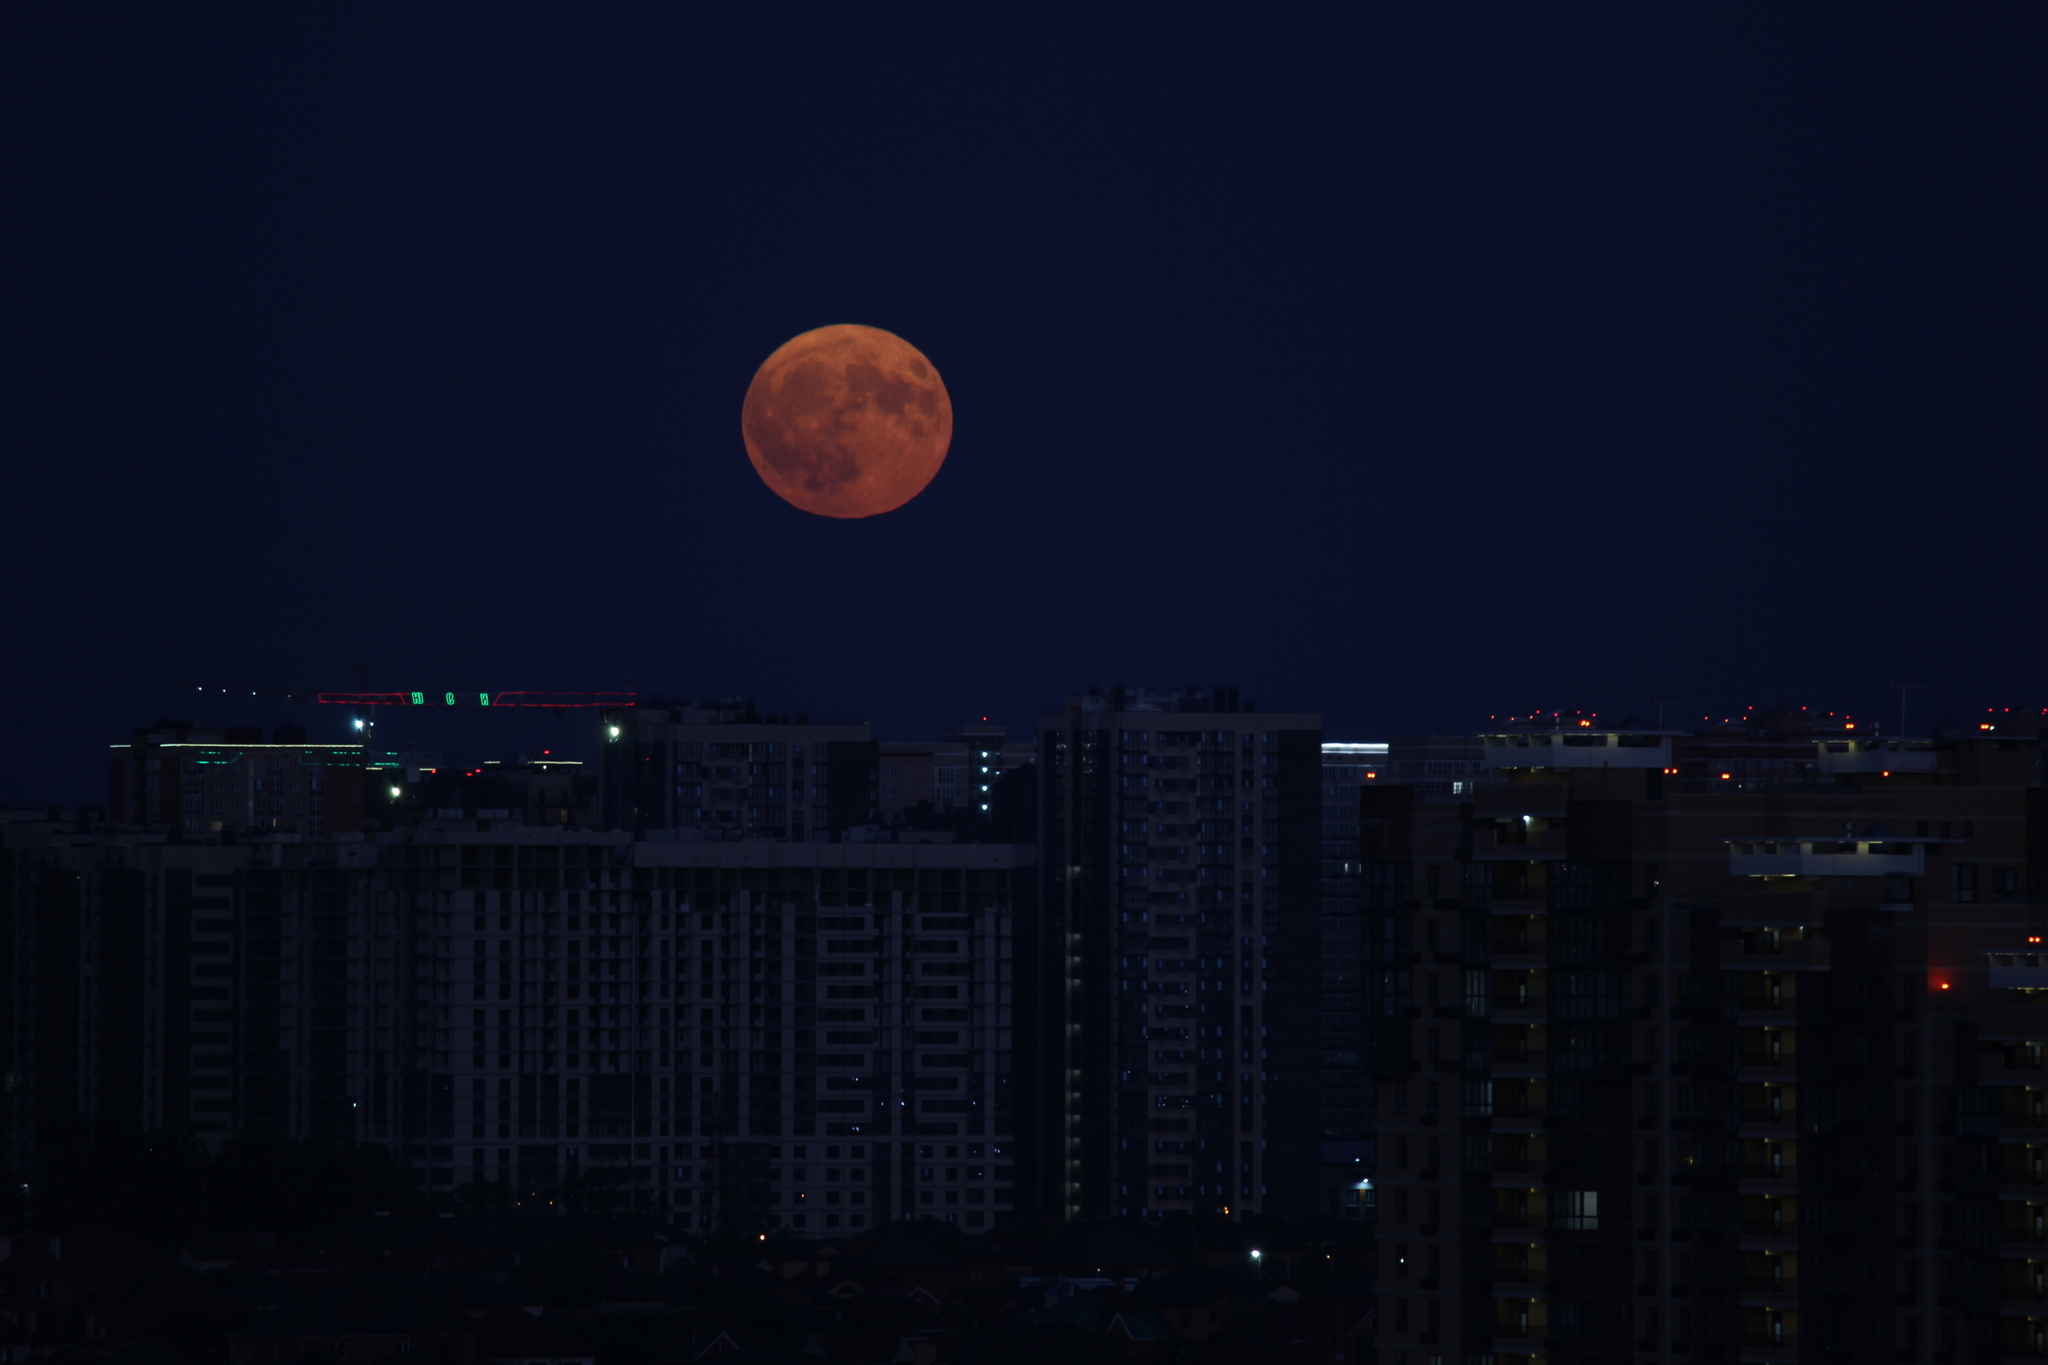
5,9 -> 2041,809
3,8 -> 2043,1362
11,691 -> 2048,1361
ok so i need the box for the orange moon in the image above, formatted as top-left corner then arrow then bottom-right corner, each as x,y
741,324 -> 952,518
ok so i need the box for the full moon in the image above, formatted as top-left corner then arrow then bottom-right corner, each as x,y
741,324 -> 953,519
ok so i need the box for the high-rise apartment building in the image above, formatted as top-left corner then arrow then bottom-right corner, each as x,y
879,724 -> 1035,827
1,812 -> 1029,1236
597,699 -> 872,840
1322,741 -> 1387,1215
1363,713 -> 2048,1365
109,721 -> 365,837
1025,684 -> 1324,1222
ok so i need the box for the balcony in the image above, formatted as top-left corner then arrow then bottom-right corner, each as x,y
1472,827 -> 1567,862
1741,1105 -> 1799,1128
1739,1161 -> 1798,1183
1989,954 -> 2048,990
1481,732 -> 1673,772
1727,838 -> 1926,879
1728,938 -> 1832,972
1741,1332 -> 1800,1351
1814,739 -> 1938,775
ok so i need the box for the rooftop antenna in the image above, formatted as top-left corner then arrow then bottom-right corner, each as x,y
1893,683 -> 1923,738
1654,699 -> 1680,729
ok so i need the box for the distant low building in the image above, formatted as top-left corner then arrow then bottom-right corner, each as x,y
109,719 -> 365,837
596,698 -> 870,841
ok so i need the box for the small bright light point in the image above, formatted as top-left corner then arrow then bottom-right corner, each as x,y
389,786 -> 402,799
608,726 -> 621,739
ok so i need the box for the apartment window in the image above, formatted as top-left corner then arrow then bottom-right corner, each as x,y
1952,864 -> 1978,904
1553,1190 -> 1599,1230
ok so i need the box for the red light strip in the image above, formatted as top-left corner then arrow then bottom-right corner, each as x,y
487,692 -> 639,708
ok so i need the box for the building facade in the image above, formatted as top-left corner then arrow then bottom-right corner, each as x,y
1028,684 -> 1324,1223
1322,741 -> 1388,1216
0,812 -> 1028,1237
1364,713 -> 2048,1365
110,721 -> 365,837
879,724 -> 1035,827
597,699 -> 872,841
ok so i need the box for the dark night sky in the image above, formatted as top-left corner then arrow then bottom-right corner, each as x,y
5,8 -> 2042,804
